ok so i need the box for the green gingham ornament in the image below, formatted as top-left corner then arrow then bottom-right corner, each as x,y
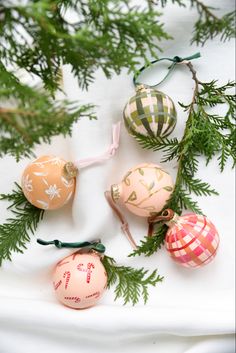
123,84 -> 177,138
123,53 -> 201,139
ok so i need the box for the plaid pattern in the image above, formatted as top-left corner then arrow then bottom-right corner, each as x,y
165,213 -> 220,268
123,88 -> 177,138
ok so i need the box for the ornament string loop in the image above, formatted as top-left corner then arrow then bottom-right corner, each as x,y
147,208 -> 176,237
37,238 -> 106,253
133,52 -> 201,88
104,191 -> 137,249
74,121 -> 121,169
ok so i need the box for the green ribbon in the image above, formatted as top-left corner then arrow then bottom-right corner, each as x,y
133,52 -> 201,87
37,238 -> 106,254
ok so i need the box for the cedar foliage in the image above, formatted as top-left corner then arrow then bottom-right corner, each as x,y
0,0 -> 235,159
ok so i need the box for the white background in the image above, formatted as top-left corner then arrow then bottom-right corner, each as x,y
0,1 -> 235,352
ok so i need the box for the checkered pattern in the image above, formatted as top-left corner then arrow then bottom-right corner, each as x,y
123,87 -> 177,138
165,213 -> 220,268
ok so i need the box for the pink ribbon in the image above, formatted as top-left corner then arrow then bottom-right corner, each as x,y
74,122 -> 121,169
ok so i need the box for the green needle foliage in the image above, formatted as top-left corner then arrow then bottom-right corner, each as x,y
102,255 -> 163,305
0,0 -> 170,159
0,0 -> 169,91
0,1 -> 235,160
0,64 -> 95,160
0,183 -> 44,266
155,0 -> 236,45
130,62 -> 236,257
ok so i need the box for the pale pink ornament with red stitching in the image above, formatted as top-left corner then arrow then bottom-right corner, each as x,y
53,252 -> 107,309
105,163 -> 173,249
149,209 -> 220,268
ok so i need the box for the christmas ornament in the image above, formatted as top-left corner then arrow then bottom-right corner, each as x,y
110,163 -> 173,217
123,85 -> 177,138
123,53 -> 201,140
148,209 -> 220,268
21,122 -> 121,210
105,162 -> 173,248
53,252 -> 107,309
37,238 -> 163,308
22,155 -> 76,210
37,239 -> 107,309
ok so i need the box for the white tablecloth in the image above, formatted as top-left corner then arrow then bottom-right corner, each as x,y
0,1 -> 235,352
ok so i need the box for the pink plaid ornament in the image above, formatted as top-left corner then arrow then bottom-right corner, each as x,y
149,209 -> 220,268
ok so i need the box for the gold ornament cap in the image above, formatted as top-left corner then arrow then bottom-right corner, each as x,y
63,162 -> 78,180
111,183 -> 122,202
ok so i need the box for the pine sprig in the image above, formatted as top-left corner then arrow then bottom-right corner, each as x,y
102,255 -> 163,305
0,64 -> 95,160
131,61 -> 235,257
0,0 -> 170,160
129,225 -> 168,258
0,183 -> 44,266
157,0 -> 235,45
0,1 -> 169,92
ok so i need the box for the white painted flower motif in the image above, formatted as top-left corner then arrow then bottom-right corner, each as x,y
62,191 -> 73,205
34,157 -> 62,167
61,176 -> 74,188
36,200 -> 49,210
33,171 -> 48,177
45,184 -> 61,200
22,174 -> 33,192
49,157 -> 63,166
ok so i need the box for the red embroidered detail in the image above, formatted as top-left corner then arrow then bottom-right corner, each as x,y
77,262 -> 95,283
57,260 -> 70,267
86,291 -> 100,299
64,296 -> 81,303
63,271 -> 71,289
53,280 -> 62,290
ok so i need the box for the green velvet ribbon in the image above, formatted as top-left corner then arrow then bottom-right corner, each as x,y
37,238 -> 106,254
133,52 -> 201,87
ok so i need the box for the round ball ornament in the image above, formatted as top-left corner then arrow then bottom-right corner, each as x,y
53,252 -> 107,309
21,155 -> 77,210
123,85 -> 177,138
110,163 -> 174,217
150,209 -> 220,268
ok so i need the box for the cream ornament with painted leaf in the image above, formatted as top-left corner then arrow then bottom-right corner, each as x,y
111,163 -> 173,217
105,163 -> 173,249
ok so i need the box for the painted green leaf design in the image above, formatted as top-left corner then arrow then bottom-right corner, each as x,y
155,168 -> 163,181
163,186 -> 173,192
127,191 -> 137,202
143,206 -> 156,211
123,171 -> 132,186
138,168 -> 144,175
148,181 -> 155,191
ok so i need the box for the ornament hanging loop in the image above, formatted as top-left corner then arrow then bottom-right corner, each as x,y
148,208 -> 175,223
37,238 -> 106,254
133,52 -> 201,88
147,208 -> 176,237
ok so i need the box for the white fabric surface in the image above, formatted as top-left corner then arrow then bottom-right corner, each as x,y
0,1 -> 235,352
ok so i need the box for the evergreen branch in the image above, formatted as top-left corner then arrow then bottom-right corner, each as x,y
191,6 -> 235,45
0,0 -> 170,91
102,255 -> 163,305
0,0 -> 170,160
129,225 -> 168,257
156,0 -> 235,45
181,175 -> 218,197
132,59 -> 235,257
0,64 -> 95,160
0,183 -> 44,266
